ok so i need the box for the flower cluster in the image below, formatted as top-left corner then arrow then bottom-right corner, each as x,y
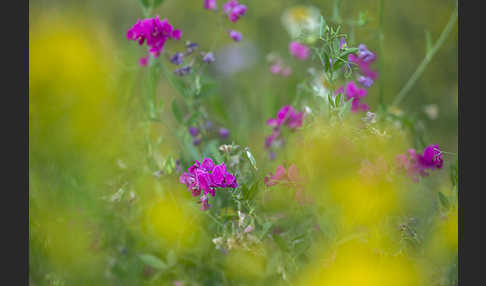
289,42 -> 310,60
336,81 -> 370,112
265,105 -> 303,159
179,158 -> 238,210
126,16 -> 182,66
223,0 -> 248,22
349,44 -> 377,88
169,41 -> 215,76
203,1 -> 247,42
396,144 -> 444,182
334,44 -> 377,112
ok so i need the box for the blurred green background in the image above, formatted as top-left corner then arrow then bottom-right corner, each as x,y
29,0 -> 457,285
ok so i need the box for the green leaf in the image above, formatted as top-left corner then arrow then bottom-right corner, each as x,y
260,222 -> 273,240
339,48 -> 358,59
139,254 -> 168,270
171,99 -> 183,124
244,147 -> 257,171
319,16 -> 327,38
438,192 -> 450,209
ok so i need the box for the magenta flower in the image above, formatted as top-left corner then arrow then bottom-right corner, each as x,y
204,0 -> 218,10
349,53 -> 377,80
223,0 -> 247,22
289,42 -> 310,60
179,158 -> 238,210
337,82 -> 369,112
139,56 -> 149,67
267,105 -> 303,130
396,145 -> 444,182
127,16 -> 182,64
219,127 -> 230,139
229,30 -> 242,42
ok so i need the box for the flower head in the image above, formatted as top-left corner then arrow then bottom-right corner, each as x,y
174,65 -> 192,76
219,127 -> 230,139
223,0 -> 247,22
170,52 -> 184,65
396,144 -> 444,182
204,0 -> 218,10
229,30 -> 242,42
289,41 -> 310,60
127,16 -> 181,63
202,52 -> 215,63
179,158 -> 238,210
337,81 -> 369,112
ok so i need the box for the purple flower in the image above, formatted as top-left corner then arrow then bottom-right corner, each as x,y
127,16 -> 181,64
179,158 -> 238,210
358,76 -> 374,88
189,127 -> 199,137
223,0 -> 238,13
185,41 -> 199,56
339,37 -> 347,50
349,53 -> 377,80
204,0 -> 218,10
229,30 -> 242,42
193,137 -> 202,146
228,4 -> 247,22
139,56 -> 149,67
219,128 -> 230,138
174,65 -> 192,76
202,52 -> 215,63
337,82 -> 369,112
170,52 -> 184,65
357,44 -> 376,63
289,42 -> 310,60
396,145 -> 444,182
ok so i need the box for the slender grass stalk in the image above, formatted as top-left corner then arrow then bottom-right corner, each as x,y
391,5 -> 458,107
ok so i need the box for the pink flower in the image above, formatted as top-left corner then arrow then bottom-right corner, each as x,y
229,30 -> 242,42
139,56 -> 149,67
127,16 -> 181,64
223,0 -> 247,22
289,42 -> 310,60
204,0 -> 218,10
396,145 -> 444,182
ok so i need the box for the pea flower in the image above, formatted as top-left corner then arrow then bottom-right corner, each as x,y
170,52 -> 184,65
229,30 -> 242,42
126,16 -> 182,65
204,0 -> 218,10
289,42 -> 310,60
179,158 -> 238,210
202,52 -> 215,63
223,0 -> 247,22
396,144 -> 444,182
336,82 -> 369,112
174,65 -> 192,76
219,128 -> 230,139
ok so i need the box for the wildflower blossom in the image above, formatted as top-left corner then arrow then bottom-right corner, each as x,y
358,75 -> 373,88
339,37 -> 347,50
223,0 -> 247,22
189,126 -> 199,137
357,44 -> 376,62
219,127 -> 230,139
179,158 -> 238,210
396,144 -> 444,182
126,16 -> 182,64
204,0 -> 218,10
185,42 -> 199,56
289,42 -> 310,60
139,56 -> 149,67
336,82 -> 369,112
170,52 -> 184,65
174,65 -> 192,76
267,54 -> 292,77
202,52 -> 215,63
229,30 -> 242,42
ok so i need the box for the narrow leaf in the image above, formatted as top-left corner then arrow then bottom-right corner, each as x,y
171,99 -> 183,124
139,254 -> 167,270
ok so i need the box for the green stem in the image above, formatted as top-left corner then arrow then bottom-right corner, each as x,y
391,5 -> 457,107
378,0 -> 385,108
